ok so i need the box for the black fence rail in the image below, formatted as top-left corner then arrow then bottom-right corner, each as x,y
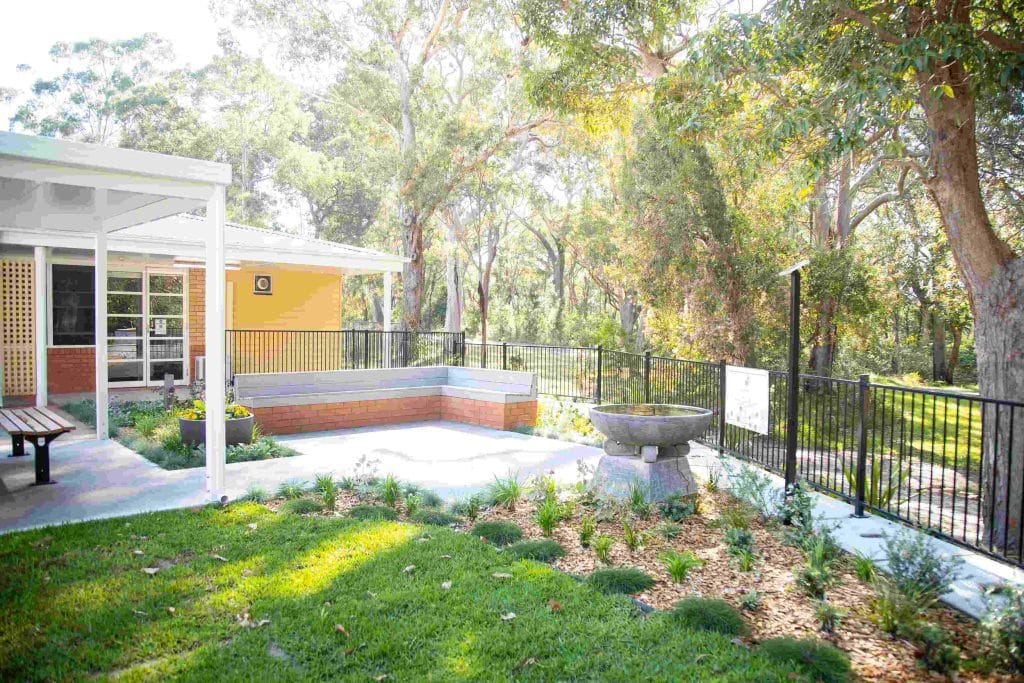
226,329 -> 1024,568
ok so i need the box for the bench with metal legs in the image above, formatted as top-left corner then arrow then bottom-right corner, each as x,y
0,407 -> 75,485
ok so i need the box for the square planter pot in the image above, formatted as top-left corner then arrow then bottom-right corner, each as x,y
179,415 -> 254,447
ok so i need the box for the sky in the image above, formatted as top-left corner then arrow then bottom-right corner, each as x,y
0,0 -> 222,123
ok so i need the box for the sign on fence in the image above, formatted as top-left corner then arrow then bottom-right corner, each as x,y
725,365 -> 770,435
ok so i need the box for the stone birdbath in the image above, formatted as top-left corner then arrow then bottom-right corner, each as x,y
589,404 -> 713,501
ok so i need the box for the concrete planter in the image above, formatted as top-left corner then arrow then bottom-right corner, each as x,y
179,415 -> 254,447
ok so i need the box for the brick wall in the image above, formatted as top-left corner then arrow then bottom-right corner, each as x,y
47,347 -> 95,394
188,268 -> 204,382
251,396 -> 537,435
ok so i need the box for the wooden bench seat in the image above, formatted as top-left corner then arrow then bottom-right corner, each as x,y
0,406 -> 75,485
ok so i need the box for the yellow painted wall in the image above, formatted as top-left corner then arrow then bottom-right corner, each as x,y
228,266 -> 342,330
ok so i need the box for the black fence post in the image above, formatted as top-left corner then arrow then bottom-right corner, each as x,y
460,332 -> 466,367
363,330 -> 370,368
502,342 -> 508,371
643,351 -> 652,403
784,268 -> 801,490
854,373 -> 870,517
718,359 -> 727,455
595,345 -> 603,403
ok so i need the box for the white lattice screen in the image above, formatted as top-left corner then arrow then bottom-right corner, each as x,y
1,259 -> 36,396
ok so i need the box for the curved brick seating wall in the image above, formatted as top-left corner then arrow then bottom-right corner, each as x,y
235,367 -> 538,435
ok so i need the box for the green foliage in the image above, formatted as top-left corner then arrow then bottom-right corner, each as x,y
586,567 -> 654,595
729,466 -> 784,519
276,480 -> 307,500
348,505 -> 398,522
734,548 -> 755,572
240,483 -> 268,503
658,549 -> 703,583
852,552 -> 876,583
404,493 -> 423,518
982,583 -> 1024,673
881,529 -> 961,607
723,527 -> 755,556
904,623 -> 961,675
504,539 -> 567,563
621,518 -> 644,551
671,598 -> 747,636
843,459 -> 910,509
814,600 -> 845,635
593,534 -> 614,564
226,437 -> 299,463
314,474 -> 339,511
578,516 -> 596,547
379,474 -> 401,508
869,576 -> 922,635
449,496 -> 481,522
487,472 -> 523,511
281,498 -> 324,515
627,481 -> 652,518
717,505 -> 752,531
758,638 -> 851,683
657,493 -> 699,522
535,498 -> 559,536
470,521 -> 523,547
411,509 -> 460,527
655,521 -> 683,540
739,590 -> 762,611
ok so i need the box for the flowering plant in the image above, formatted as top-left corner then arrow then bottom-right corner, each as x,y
179,400 -> 250,421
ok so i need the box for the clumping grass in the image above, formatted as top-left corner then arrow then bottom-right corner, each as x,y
504,539 -> 566,563
671,598 -> 748,636
486,472 -> 524,510
470,520 -> 523,546
240,483 -> 268,503
622,518 -> 644,551
758,637 -> 852,683
276,479 -> 307,500
280,498 -> 325,515
411,509 -> 461,527
404,493 -> 423,517
852,551 -> 876,583
349,504 -> 399,521
658,549 -> 703,583
593,534 -> 614,564
379,474 -> 401,508
449,496 -> 481,521
586,567 -> 654,595
655,521 -> 683,540
578,516 -> 596,547
739,590 -> 763,611
313,473 -> 339,511
0,504 -> 802,681
535,498 -> 559,536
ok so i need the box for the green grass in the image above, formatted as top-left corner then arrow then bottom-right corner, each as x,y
0,505 -> 801,681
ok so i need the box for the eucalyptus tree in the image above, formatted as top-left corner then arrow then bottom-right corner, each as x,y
222,0 -> 550,329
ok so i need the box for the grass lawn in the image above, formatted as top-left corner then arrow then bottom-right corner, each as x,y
0,504 -> 801,682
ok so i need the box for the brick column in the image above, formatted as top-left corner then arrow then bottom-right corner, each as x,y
188,268 -> 205,382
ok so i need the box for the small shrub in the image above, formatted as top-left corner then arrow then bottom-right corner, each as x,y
982,583 -> 1024,673
657,493 -> 699,522
536,498 -> 559,536
277,480 -> 307,500
470,520 -> 522,546
882,528 -> 961,606
759,638 -> 851,683
739,590 -> 762,611
281,498 -> 324,515
905,623 -> 961,675
412,508 -> 460,526
628,481 -> 652,518
338,476 -> 356,491
505,539 -> 566,563
705,463 -> 722,492
729,466 -> 784,519
532,474 -> 557,503
240,483 -> 268,503
659,549 -> 703,583
655,521 -> 683,540
349,504 -> 398,521
795,563 -> 837,600
852,552 -> 876,583
420,489 -> 443,508
487,472 -> 524,510
718,505 -> 752,530
735,548 -> 755,572
449,496 -> 481,521
724,527 -> 755,555
379,474 -> 401,508
869,575 -> 922,634
593,534 -> 613,564
622,518 -> 643,551
226,437 -> 297,462
158,428 -> 190,455
314,474 -> 339,511
814,600 -> 845,634
671,598 -> 747,636
404,493 -> 422,518
578,516 -> 596,547
134,413 -> 163,438
587,567 -> 654,595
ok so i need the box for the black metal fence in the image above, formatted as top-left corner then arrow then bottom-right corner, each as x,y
227,330 -> 1024,568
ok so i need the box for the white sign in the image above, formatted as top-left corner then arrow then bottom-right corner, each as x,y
725,365 -> 771,435
154,318 -> 167,336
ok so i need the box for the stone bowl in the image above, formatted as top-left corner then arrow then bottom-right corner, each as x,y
589,404 -> 713,449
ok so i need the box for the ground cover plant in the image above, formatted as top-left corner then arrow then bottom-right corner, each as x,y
0,504 -> 808,682
61,399 -> 298,470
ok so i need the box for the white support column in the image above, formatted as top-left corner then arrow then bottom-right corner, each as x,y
382,270 -> 392,368
94,191 -> 109,440
204,185 -> 227,501
33,246 -> 48,407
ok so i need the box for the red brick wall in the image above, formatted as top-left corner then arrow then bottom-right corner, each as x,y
188,268 -> 204,382
47,347 -> 95,394
251,396 -> 537,435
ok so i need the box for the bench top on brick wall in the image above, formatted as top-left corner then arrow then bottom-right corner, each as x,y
234,366 -> 537,409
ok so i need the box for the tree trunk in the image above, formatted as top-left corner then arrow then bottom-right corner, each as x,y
808,296 -> 837,379
401,213 -> 425,330
444,220 -> 463,333
552,244 -> 566,339
945,323 -> 962,385
931,309 -> 947,383
890,310 -> 901,375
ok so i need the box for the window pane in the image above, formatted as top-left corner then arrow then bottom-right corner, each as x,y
108,317 -> 142,337
109,271 -> 142,292
108,292 -> 142,315
149,296 -> 182,315
51,264 -> 95,346
149,274 -> 182,294
109,361 -> 143,383
149,317 -> 183,336
108,339 -> 143,361
150,339 -> 183,360
150,361 -> 184,382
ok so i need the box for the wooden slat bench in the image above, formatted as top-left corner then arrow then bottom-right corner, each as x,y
0,406 -> 75,485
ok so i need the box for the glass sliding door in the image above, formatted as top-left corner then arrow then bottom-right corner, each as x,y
105,269 -> 187,386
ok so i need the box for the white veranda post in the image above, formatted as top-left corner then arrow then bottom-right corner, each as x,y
383,271 -> 392,368
94,191 -> 109,440
204,186 -> 227,500
33,246 -> 47,408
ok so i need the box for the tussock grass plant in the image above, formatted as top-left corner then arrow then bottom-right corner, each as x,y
658,549 -> 703,583
586,567 -> 654,595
